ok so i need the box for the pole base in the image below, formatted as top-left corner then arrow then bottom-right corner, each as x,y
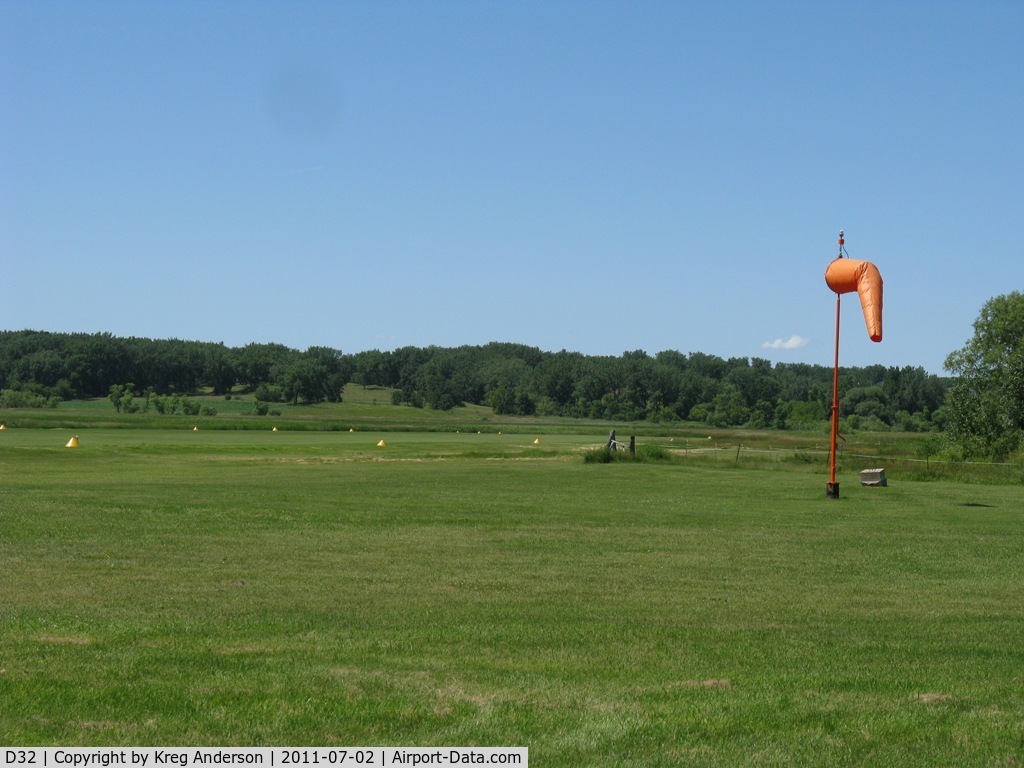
826,482 -> 840,499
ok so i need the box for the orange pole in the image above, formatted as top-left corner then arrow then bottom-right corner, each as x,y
827,293 -> 841,498
826,229 -> 844,499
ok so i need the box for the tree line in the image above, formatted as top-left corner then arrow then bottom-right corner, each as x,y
0,332 -> 347,407
0,330 -> 948,432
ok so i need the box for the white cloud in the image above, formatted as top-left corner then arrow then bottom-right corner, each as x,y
762,335 -> 810,350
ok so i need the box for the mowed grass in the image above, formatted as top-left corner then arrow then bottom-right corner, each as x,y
1,429 -> 1023,765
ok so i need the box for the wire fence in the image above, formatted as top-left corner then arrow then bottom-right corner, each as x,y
658,441 -> 1023,484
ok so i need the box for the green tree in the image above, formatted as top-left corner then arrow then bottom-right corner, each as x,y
203,344 -> 237,395
842,385 -> 890,424
747,400 -> 777,429
352,349 -> 390,388
487,386 -> 516,415
109,384 -> 125,413
121,384 -> 138,414
708,384 -> 750,427
513,389 -> 536,416
278,347 -> 347,405
944,292 -> 1024,459
882,365 -> 946,416
237,343 -> 294,389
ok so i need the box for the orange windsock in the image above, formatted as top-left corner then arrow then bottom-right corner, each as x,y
825,257 -> 883,342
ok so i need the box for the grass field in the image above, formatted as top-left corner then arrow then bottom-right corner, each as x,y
2,421 -> 1023,765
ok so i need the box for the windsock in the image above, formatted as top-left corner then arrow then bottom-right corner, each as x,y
825,258 -> 883,342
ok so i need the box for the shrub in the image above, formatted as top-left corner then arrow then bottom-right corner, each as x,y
52,379 -> 75,401
636,443 -> 670,461
0,389 -> 52,408
253,383 -> 285,403
583,447 -> 615,464
583,443 -> 671,464
433,394 -> 457,411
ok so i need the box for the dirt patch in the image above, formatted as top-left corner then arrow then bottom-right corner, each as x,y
216,643 -> 266,655
674,679 -> 731,689
38,635 -> 90,645
914,692 -> 955,704
436,684 -> 496,708
79,720 -> 134,730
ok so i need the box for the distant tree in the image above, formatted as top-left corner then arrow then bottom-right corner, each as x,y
513,389 -> 536,416
109,384 -> 125,413
727,361 -> 780,408
707,384 -> 750,427
773,401 -> 791,430
488,386 -> 516,415
351,349 -> 392,388
253,383 -> 285,403
278,346 -> 347,404
121,384 -> 138,414
415,350 -> 467,410
687,351 -> 728,380
203,344 -> 237,395
52,378 -> 75,401
237,343 -> 294,389
109,383 -> 138,413
842,385 -> 890,424
882,365 -> 946,418
944,292 -> 1024,458
747,400 -> 777,429
20,349 -> 66,390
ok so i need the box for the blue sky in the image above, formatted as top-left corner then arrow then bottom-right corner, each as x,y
2,1 -> 1020,375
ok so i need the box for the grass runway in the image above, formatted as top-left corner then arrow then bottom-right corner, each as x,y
1,428 -> 1022,765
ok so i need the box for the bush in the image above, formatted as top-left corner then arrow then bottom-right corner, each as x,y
636,443 -> 670,461
583,447 -> 616,464
150,395 -> 177,415
0,389 -> 55,408
433,394 -> 457,411
253,383 -> 285,403
52,379 -> 75,401
582,443 -> 671,464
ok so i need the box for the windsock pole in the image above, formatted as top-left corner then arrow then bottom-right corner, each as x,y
826,231 -> 844,499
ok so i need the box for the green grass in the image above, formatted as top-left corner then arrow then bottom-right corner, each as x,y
1,427 -> 1023,765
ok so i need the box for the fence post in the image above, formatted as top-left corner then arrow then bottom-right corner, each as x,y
629,436 -> 635,456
